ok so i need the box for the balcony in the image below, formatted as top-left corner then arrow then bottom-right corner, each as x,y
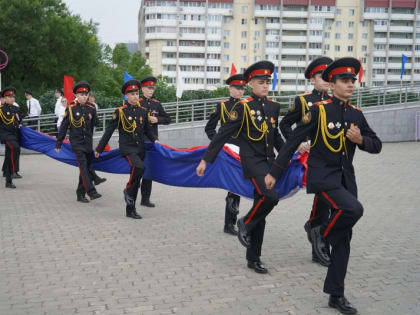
162,46 -> 177,53
206,46 -> 221,54
178,20 -> 206,28
145,33 -> 177,40
254,10 -> 280,18
282,11 -> 308,18
387,62 -> 412,69
161,70 -> 176,77
279,73 -> 305,80
388,50 -> 412,57
310,11 -> 335,19
389,38 -> 413,45
372,50 -> 386,57
389,25 -> 414,32
178,33 -> 206,41
144,6 -> 177,15
206,59 -> 221,66
308,48 -> 323,55
280,60 -> 308,67
279,85 -> 307,92
178,58 -> 205,66
281,35 -> 307,42
373,38 -> 387,44
265,35 -> 281,42
161,58 -> 177,65
265,47 -> 280,54
265,23 -> 281,29
145,19 -> 176,28
363,12 -> 388,20
207,8 -> 233,16
282,23 -> 307,31
281,48 -> 306,55
179,7 -> 205,15
178,46 -> 205,53
373,25 -> 388,32
390,13 -> 414,20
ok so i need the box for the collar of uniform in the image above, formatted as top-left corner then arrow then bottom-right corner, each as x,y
332,96 -> 349,107
251,93 -> 265,104
229,96 -> 239,102
312,88 -> 321,96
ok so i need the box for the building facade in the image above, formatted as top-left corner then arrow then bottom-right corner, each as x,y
138,0 -> 420,91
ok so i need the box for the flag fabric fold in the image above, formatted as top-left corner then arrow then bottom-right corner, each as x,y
20,126 -> 306,200
63,75 -> 75,102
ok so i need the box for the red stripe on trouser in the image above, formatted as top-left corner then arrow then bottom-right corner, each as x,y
251,177 -> 262,195
308,195 -> 318,222
245,197 -> 265,225
321,191 -> 342,238
5,141 -> 15,173
75,155 -> 89,195
126,156 -> 134,189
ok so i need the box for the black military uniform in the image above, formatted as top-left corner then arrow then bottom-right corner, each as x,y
205,74 -> 247,236
280,57 -> 333,266
202,61 -> 284,273
56,81 -> 101,202
138,77 -> 171,207
0,87 -> 22,188
96,80 -> 158,219
269,58 -> 381,314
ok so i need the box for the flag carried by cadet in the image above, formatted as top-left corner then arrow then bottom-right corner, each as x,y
272,68 -> 278,91
123,72 -> 134,100
400,54 -> 409,79
358,59 -> 364,83
230,63 -> 237,76
63,75 -> 74,102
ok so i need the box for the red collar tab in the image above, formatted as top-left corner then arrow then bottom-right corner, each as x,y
328,67 -> 355,81
310,64 -> 328,79
248,69 -> 271,80
124,85 -> 139,93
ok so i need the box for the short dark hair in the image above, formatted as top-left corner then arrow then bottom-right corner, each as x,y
56,88 -> 63,95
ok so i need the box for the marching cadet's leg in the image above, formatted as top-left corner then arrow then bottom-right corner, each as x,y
124,153 -> 144,219
2,144 -> 9,177
224,192 -> 238,235
246,218 -> 267,273
74,151 -> 101,202
4,140 -> 19,188
140,178 -> 154,207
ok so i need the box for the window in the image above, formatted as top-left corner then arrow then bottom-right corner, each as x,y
349,9 -> 355,16
373,57 -> 386,63
324,32 -> 330,39
242,6 -> 248,13
335,33 -> 341,39
224,67 -> 229,74
223,55 -> 229,61
335,45 -> 340,52
362,33 -> 368,39
207,41 -> 221,47
241,43 -> 247,50
416,33 -> 420,39
167,41 -> 174,46
241,18 -> 247,25
255,19 -> 260,25
348,46 -> 353,52
254,43 -> 260,49
324,44 -> 330,51
254,56 -> 261,62
416,45 -> 420,51
363,21 -> 369,27
223,17 -> 232,23
374,44 -> 385,50
336,21 -> 342,27
362,58 -> 367,63
349,21 -> 354,28
224,30 -> 230,36
241,56 -> 247,62
309,43 -> 322,49
348,33 -> 353,40
241,31 -> 247,38
224,42 -> 230,49
362,45 -> 367,52
336,8 -> 341,15
255,31 -> 260,37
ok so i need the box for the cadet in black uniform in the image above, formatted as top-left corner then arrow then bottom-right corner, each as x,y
204,74 -> 246,235
265,58 -> 382,314
196,61 -> 284,273
0,87 -> 22,188
95,80 -> 159,219
56,81 -> 102,203
138,77 -> 171,207
280,57 -> 333,266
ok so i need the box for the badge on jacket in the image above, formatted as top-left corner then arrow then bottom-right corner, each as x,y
302,111 -> 311,124
230,111 -> 238,120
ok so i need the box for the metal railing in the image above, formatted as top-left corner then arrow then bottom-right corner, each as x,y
23,83 -> 420,136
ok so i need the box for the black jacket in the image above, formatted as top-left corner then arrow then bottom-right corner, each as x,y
139,97 -> 171,138
205,96 -> 240,145
56,101 -> 97,153
0,104 -> 22,142
280,89 -> 330,140
96,102 -> 157,156
203,93 -> 284,179
270,96 -> 382,194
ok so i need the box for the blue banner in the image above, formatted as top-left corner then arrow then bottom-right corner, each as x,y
272,68 -> 278,91
20,126 -> 305,200
123,72 -> 134,100
401,54 -> 408,79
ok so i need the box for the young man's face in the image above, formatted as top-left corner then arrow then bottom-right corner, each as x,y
4,95 -> 15,105
55,91 -> 61,99
0,96 -> 5,105
310,73 -> 330,93
248,78 -> 270,97
141,86 -> 154,99
76,92 -> 88,104
126,91 -> 139,105
25,93 -> 32,100
229,86 -> 245,99
88,96 -> 95,103
330,77 -> 355,101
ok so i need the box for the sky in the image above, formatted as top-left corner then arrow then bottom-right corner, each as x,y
63,0 -> 140,46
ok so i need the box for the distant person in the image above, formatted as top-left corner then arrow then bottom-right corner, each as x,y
25,90 -> 42,127
54,88 -> 64,132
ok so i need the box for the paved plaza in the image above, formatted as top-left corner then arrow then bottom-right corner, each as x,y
0,142 -> 419,315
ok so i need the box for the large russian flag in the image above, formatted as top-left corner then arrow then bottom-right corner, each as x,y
20,126 -> 306,199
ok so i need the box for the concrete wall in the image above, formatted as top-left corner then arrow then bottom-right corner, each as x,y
2,102 -> 420,154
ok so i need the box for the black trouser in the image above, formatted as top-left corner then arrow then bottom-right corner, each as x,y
244,176 -> 279,262
74,151 -> 97,197
3,140 -> 20,183
225,192 -> 240,225
89,169 -> 101,182
140,178 -> 152,202
125,153 -> 146,202
317,187 -> 363,296
308,195 -> 330,255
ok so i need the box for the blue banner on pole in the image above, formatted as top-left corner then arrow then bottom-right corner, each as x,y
400,54 -> 408,79
123,72 -> 134,100
272,68 -> 278,91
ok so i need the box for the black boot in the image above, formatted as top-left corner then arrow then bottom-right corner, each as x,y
310,226 -> 331,266
123,189 -> 135,207
94,177 -> 106,185
12,172 -> 22,179
225,195 -> 239,215
77,194 -> 89,203
247,260 -> 268,274
236,217 -> 251,248
141,199 -> 155,207
304,221 -> 312,243
126,205 -> 142,219
328,295 -> 358,314
5,181 -> 16,189
89,191 -> 102,200
224,224 -> 238,235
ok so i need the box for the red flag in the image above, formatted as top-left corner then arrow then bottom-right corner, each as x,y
230,63 -> 237,76
358,59 -> 364,83
63,75 -> 75,102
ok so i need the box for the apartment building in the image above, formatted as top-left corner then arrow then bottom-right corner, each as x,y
138,0 -> 420,91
